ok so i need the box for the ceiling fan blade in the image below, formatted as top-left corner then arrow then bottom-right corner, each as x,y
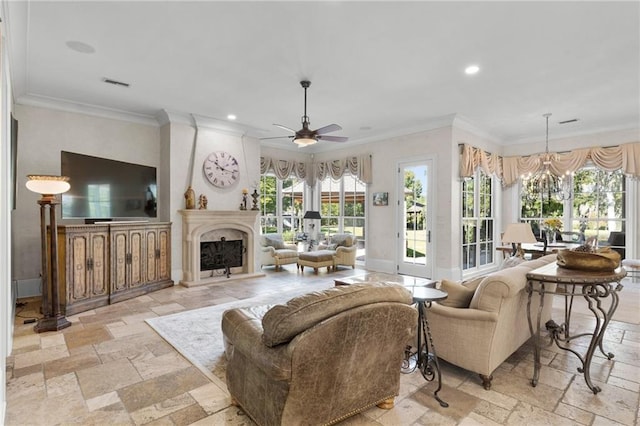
318,135 -> 348,142
273,124 -> 296,133
259,135 -> 294,140
314,123 -> 342,135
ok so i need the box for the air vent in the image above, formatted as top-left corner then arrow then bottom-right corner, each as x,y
102,78 -> 130,88
558,118 -> 579,124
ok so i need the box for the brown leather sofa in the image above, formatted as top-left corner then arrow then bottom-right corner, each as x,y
221,283 -> 417,425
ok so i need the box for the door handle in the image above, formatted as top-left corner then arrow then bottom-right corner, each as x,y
428,230 -> 431,243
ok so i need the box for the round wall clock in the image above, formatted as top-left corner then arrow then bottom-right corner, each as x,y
203,151 -> 240,188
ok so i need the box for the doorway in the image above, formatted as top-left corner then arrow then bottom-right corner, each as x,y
397,159 -> 433,278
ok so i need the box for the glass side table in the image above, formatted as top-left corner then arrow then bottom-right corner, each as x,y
402,286 -> 449,408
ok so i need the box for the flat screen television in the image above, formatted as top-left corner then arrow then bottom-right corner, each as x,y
61,151 -> 157,219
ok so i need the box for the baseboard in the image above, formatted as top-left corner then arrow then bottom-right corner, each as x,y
364,258 -> 396,274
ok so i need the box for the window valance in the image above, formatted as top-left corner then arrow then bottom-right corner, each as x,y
260,155 -> 373,186
460,142 -> 640,186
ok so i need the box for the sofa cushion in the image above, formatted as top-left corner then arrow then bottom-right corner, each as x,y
438,276 -> 484,308
261,283 -> 412,347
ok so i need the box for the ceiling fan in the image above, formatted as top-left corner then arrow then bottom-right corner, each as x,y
261,80 -> 348,147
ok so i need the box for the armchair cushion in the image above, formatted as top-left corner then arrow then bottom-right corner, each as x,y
262,234 -> 286,249
261,283 -> 412,347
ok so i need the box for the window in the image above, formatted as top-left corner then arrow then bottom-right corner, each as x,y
318,174 -> 366,262
572,167 -> 625,253
519,166 -> 626,256
461,170 -> 495,271
259,175 -> 304,242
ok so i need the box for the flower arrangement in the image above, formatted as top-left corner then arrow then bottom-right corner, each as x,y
543,218 -> 562,231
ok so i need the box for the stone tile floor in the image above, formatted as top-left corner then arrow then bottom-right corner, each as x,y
5,267 -> 639,425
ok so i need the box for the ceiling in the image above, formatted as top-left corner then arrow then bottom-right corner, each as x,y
2,1 -> 639,152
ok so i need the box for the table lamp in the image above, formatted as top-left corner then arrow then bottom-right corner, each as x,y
303,210 -> 322,247
26,175 -> 72,332
502,223 -> 537,259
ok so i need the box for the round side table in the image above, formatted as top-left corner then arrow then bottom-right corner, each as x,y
402,286 -> 449,408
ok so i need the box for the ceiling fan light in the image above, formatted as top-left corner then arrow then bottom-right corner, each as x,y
294,137 -> 317,147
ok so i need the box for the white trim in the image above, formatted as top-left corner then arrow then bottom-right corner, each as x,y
16,94 -> 160,126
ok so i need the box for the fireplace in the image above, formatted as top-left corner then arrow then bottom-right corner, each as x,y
201,239 -> 243,272
179,209 -> 263,287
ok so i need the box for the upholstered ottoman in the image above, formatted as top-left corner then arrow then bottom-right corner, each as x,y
297,250 -> 335,274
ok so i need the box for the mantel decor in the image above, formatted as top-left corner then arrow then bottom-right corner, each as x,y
26,175 -> 72,332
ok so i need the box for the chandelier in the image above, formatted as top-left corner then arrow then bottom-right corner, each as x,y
521,113 -> 571,207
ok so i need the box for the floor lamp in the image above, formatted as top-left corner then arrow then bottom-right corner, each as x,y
26,175 -> 72,333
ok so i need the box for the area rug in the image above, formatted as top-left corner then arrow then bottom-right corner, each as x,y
145,287 -> 316,386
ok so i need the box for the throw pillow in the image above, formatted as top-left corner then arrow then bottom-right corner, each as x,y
438,279 -> 476,308
264,235 -> 285,250
461,276 -> 484,292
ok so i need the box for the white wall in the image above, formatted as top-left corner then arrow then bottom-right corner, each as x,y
1,21 -> 13,422
165,117 -> 262,283
11,105 -> 162,293
313,126 -> 468,279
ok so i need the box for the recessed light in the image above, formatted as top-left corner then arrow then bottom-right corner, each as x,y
227,114 -> 237,120
65,40 -> 95,54
465,65 -> 480,75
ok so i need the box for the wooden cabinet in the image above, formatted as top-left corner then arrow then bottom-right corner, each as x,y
57,225 -> 110,315
57,222 -> 173,314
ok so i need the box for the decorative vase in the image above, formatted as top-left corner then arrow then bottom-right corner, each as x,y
184,186 -> 196,210
251,189 -> 259,210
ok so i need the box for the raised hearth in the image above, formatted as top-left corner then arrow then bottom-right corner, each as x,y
179,210 -> 264,287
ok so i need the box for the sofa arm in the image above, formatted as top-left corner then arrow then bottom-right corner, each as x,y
336,245 -> 357,254
261,246 -> 276,255
222,307 -> 292,381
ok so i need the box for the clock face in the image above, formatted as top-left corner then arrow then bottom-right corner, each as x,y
203,151 -> 240,188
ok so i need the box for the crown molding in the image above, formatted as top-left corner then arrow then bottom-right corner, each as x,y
16,94 -> 160,126
158,109 -> 268,138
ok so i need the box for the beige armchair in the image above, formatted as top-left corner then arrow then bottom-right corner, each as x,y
428,254 -> 557,390
318,233 -> 358,270
259,233 -> 299,271
221,283 -> 417,425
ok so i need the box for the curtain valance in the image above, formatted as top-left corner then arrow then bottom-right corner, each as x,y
460,142 -> 640,187
260,154 -> 372,186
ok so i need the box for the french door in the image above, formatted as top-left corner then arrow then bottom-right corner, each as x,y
397,159 -> 433,278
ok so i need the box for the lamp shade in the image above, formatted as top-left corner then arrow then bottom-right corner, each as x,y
303,210 -> 322,220
502,223 -> 537,244
26,175 -> 70,195
294,137 -> 317,147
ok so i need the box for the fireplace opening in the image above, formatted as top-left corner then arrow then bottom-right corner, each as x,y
201,238 -> 243,271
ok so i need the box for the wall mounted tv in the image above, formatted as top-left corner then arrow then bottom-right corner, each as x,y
61,151 -> 157,219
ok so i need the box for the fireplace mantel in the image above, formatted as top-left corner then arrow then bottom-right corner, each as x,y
179,210 -> 264,287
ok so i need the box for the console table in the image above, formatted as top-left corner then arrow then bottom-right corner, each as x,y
526,262 -> 626,394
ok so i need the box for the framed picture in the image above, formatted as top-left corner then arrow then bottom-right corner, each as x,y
373,192 -> 388,206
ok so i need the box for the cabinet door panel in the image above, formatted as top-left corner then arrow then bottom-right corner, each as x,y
70,235 -> 88,300
158,228 -> 170,281
129,230 -> 144,287
112,232 -> 128,291
91,232 -> 109,296
146,231 -> 157,282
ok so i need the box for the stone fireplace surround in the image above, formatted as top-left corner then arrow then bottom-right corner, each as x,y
179,210 -> 264,287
